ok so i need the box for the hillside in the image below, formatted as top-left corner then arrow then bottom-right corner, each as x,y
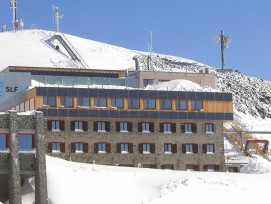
1,29 -> 271,204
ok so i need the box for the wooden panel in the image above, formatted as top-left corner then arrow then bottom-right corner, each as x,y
107,98 -> 110,109
156,99 -> 160,111
56,96 -> 61,108
204,101 -> 233,113
90,97 -> 94,109
123,98 -> 128,110
73,97 -> 78,108
139,99 -> 144,110
27,88 -> 37,99
34,97 -> 43,109
172,100 -> 176,111
187,100 -> 191,111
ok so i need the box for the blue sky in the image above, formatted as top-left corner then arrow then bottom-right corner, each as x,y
1,0 -> 271,80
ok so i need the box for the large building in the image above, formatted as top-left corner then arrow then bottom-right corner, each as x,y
0,66 -> 233,172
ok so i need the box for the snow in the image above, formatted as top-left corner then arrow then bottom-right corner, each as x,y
11,156 -> 271,204
0,30 -> 203,71
1,29 -> 271,204
145,79 -> 217,92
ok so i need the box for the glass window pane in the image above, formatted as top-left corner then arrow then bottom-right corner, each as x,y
18,135 -> 32,151
128,99 -> 139,109
78,97 -> 89,107
0,134 -> 6,150
176,100 -> 187,110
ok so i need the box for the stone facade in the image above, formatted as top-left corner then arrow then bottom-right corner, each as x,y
45,117 -> 226,171
0,111 -> 48,204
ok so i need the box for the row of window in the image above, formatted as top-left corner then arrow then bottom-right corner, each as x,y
48,142 -> 215,154
48,121 -> 215,134
118,163 -> 220,171
44,96 -> 203,110
0,134 -> 35,151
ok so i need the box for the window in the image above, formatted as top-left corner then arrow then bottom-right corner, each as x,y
191,100 -> 203,110
48,142 -> 65,153
144,99 -> 156,109
160,99 -> 171,109
98,122 -> 106,132
75,121 -> 83,131
116,122 -> 132,132
71,143 -> 88,153
60,97 -> 73,107
0,134 -> 7,150
128,99 -> 139,109
71,121 -> 87,132
164,143 -> 174,154
94,121 -> 110,132
94,98 -> 107,108
204,165 -> 219,172
182,144 -> 198,154
111,98 -> 123,108
43,96 -> 56,107
52,143 -> 60,153
117,143 -> 133,153
160,123 -> 176,133
78,97 -> 90,107
205,123 -> 214,133
143,144 -> 150,154
143,79 -> 155,87
18,134 -> 34,151
121,143 -> 128,153
139,122 -> 154,133
186,164 -> 199,171
181,123 -> 197,133
142,164 -> 157,169
161,164 -> 174,170
176,100 -> 187,110
139,122 -> 155,133
52,121 -> 59,131
120,122 -> 128,132
49,120 -> 64,131
98,143 -> 106,153
139,143 -> 155,154
203,144 -> 215,153
94,143 -> 111,154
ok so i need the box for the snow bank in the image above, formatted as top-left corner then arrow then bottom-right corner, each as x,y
14,156 -> 271,204
240,155 -> 271,174
145,79 -> 216,92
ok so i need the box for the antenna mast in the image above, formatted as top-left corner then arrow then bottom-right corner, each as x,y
10,0 -> 18,31
53,5 -> 64,33
214,30 -> 231,69
147,31 -> 153,70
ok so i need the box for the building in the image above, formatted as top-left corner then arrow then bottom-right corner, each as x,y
0,110 -> 47,203
0,66 -> 233,172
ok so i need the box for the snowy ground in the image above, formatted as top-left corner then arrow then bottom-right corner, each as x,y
7,155 -> 270,204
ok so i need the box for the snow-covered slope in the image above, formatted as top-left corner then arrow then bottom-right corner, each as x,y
12,156 -> 271,204
0,29 -> 204,71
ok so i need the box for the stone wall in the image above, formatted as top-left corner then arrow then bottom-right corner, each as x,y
45,117 -> 226,171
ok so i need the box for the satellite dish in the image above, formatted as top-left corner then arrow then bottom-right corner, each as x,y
213,35 -> 220,43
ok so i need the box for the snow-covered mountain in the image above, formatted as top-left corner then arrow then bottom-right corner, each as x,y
1,29 -> 271,204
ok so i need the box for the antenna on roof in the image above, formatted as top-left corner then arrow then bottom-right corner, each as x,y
10,0 -> 18,32
214,30 -> 232,69
147,31 -> 153,70
53,5 -> 64,33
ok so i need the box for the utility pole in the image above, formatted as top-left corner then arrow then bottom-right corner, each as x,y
214,30 -> 231,69
53,5 -> 64,33
10,0 -> 18,31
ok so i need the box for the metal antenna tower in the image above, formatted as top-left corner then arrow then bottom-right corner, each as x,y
147,31 -> 153,70
10,0 -> 18,31
53,5 -> 64,32
214,30 -> 232,69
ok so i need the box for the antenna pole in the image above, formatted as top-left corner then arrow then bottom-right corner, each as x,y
214,30 -> 231,69
10,0 -> 18,32
220,31 -> 225,69
53,5 -> 64,33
